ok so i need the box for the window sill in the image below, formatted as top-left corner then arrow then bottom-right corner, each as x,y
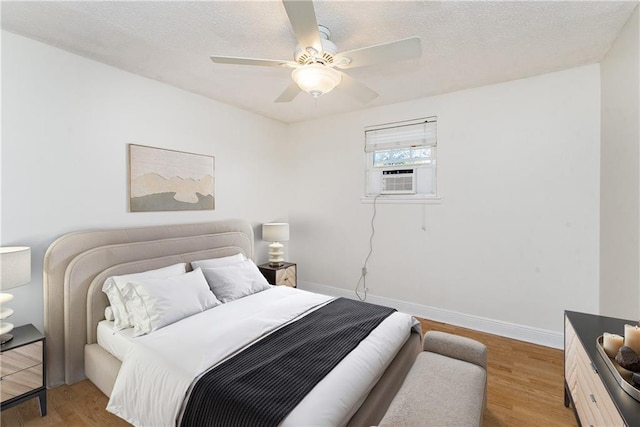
360,195 -> 442,204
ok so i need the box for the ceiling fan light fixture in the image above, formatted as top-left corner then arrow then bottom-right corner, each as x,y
292,63 -> 341,98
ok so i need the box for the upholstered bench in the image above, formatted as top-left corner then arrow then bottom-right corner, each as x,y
379,331 -> 488,427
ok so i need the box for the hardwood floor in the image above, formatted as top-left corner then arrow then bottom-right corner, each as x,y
1,319 -> 578,427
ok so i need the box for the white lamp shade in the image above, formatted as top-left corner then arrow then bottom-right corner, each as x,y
0,247 -> 31,290
291,63 -> 341,98
262,223 -> 290,243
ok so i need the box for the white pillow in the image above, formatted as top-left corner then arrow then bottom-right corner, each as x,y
190,253 -> 246,270
104,306 -> 115,322
202,259 -> 272,303
122,268 -> 220,337
102,263 -> 187,330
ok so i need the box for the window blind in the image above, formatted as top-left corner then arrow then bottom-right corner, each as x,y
365,117 -> 437,152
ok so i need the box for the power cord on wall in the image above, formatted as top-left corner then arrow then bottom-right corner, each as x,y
355,194 -> 381,301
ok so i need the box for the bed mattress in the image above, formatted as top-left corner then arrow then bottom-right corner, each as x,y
96,320 -> 135,361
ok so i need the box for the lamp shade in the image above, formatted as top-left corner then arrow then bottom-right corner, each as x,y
0,247 -> 31,290
262,223 -> 290,242
291,63 -> 341,98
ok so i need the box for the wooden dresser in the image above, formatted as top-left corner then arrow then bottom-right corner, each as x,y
0,324 -> 46,416
564,311 -> 640,426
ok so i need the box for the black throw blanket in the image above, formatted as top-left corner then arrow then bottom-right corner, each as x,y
180,297 -> 396,427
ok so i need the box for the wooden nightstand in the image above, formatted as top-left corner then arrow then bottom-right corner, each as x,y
258,262 -> 297,288
0,324 -> 46,416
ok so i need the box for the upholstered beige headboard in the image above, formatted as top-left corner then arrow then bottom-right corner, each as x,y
43,219 -> 254,387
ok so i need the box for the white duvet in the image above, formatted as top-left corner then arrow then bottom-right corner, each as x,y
106,286 -> 416,426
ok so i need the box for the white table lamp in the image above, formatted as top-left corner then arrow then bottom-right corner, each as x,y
262,223 -> 289,267
1,246 -> 31,344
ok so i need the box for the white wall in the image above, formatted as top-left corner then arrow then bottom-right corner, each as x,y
0,31 -> 289,331
288,65 -> 601,342
600,5 -> 640,320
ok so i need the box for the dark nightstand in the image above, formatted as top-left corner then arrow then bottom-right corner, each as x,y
258,262 -> 297,288
0,324 -> 46,416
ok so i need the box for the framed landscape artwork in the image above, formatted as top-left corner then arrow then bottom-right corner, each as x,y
129,144 -> 215,212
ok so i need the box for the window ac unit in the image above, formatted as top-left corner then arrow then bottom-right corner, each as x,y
381,168 -> 416,194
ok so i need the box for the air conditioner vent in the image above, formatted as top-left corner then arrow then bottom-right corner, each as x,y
381,169 -> 416,194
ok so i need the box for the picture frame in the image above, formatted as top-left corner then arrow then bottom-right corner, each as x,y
128,144 -> 215,212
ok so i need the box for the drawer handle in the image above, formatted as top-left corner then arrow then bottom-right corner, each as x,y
590,393 -> 596,404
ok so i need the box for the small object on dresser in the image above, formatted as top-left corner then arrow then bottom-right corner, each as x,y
624,324 -> 640,355
603,332 -> 625,358
258,262 -> 297,288
615,346 -> 640,372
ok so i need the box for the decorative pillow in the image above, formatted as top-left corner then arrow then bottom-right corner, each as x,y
102,263 -> 187,330
122,268 -> 220,337
190,253 -> 246,271
104,306 -> 115,322
202,259 -> 272,303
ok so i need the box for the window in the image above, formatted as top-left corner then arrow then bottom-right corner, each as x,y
364,117 -> 438,201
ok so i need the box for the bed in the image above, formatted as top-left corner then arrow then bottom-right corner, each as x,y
43,219 -> 422,426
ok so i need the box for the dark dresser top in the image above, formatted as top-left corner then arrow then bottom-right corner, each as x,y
0,324 -> 44,353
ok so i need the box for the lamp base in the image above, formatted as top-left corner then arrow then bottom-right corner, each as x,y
0,333 -> 14,345
268,242 -> 285,266
0,294 -> 16,346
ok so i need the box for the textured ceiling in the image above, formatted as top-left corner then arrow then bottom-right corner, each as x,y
1,1 -> 638,123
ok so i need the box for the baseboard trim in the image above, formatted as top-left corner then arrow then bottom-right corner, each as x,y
298,281 -> 563,349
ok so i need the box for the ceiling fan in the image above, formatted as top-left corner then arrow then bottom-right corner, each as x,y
210,0 -> 422,104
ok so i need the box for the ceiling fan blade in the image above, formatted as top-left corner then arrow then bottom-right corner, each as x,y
336,72 -> 378,104
282,0 -> 322,53
210,56 -> 297,68
334,37 -> 422,70
275,82 -> 302,103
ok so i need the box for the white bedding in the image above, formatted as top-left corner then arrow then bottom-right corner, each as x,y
106,286 -> 416,426
97,320 -> 135,361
